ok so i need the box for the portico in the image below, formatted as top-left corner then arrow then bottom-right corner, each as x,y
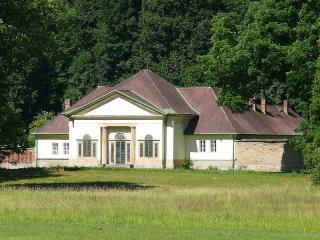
100,125 -> 136,167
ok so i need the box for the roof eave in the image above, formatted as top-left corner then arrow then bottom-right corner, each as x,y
33,132 -> 69,135
62,89 -> 166,117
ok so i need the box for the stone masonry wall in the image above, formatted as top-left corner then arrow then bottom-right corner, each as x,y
234,140 -> 303,172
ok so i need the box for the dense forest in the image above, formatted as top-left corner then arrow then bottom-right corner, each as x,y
0,0 -> 320,176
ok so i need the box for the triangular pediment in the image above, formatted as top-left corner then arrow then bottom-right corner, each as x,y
71,90 -> 164,116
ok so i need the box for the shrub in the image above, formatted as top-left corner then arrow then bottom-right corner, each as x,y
182,159 -> 193,170
311,164 -> 320,185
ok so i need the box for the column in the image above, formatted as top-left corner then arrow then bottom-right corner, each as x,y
101,127 -> 108,166
130,126 -> 136,165
166,119 -> 174,169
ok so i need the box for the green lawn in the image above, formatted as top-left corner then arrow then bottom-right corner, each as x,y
0,168 -> 319,239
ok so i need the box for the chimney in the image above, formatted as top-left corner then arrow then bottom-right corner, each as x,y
283,100 -> 288,114
252,97 -> 257,111
261,99 -> 267,114
64,99 -> 71,110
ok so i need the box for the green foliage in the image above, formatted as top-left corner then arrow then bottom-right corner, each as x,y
217,90 -> 248,112
293,39 -> 320,183
0,69 -> 27,156
130,0 -> 225,86
201,0 -> 320,113
1,0 -> 320,175
311,164 -> 320,185
28,111 -> 54,147
182,159 -> 193,170
0,0 -> 61,124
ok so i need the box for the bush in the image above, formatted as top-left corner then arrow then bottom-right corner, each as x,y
311,164 -> 320,185
182,159 -> 193,170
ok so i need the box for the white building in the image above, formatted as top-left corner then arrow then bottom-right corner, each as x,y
35,69 -> 304,171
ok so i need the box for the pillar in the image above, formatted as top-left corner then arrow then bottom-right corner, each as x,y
130,126 -> 136,165
101,127 -> 108,165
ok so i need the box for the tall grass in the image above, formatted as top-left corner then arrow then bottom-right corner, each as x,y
0,168 -> 319,239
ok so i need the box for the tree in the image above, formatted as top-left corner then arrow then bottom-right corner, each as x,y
0,0 -> 60,124
201,0 -> 320,113
293,39 -> 320,183
130,0 -> 225,86
57,0 -> 141,101
0,69 -> 27,157
28,111 -> 54,147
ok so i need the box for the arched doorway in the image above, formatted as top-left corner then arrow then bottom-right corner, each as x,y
115,133 -> 126,164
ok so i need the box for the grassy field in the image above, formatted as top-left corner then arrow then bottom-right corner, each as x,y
0,168 -> 319,239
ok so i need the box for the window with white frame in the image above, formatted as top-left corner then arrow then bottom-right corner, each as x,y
63,142 -> 69,155
210,140 -> 217,152
144,134 -> 153,157
78,134 -> 97,158
78,143 -> 82,157
110,142 -> 115,163
139,142 -> 144,157
199,140 -> 206,152
154,142 -> 159,158
83,134 -> 92,157
52,143 -> 58,155
138,135 -> 159,158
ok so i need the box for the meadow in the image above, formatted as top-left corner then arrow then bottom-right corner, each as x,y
0,168 -> 319,239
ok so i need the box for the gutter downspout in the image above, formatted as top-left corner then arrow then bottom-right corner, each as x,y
232,134 -> 235,170
35,139 -> 38,167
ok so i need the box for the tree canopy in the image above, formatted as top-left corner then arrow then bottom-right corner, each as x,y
0,0 -> 320,177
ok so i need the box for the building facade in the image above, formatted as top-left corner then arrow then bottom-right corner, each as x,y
35,70 -> 303,171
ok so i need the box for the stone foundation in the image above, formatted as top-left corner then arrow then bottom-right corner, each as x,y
192,160 -> 233,170
234,140 -> 303,172
37,159 -> 69,167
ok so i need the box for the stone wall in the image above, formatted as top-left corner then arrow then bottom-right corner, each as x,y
234,140 -> 303,172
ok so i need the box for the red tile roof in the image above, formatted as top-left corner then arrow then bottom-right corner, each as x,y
37,69 -> 303,136
180,87 -> 303,135
36,114 -> 69,134
69,86 -> 112,110
114,70 -> 197,114
179,87 -> 236,134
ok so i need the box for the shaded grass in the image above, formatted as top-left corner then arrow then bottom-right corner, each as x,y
0,168 -> 319,239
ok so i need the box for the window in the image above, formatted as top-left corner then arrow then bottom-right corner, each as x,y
83,134 -> 91,157
111,143 -> 115,163
144,134 -> 153,157
92,143 -> 96,157
127,143 -> 130,163
63,143 -> 69,155
52,143 -> 58,155
139,143 -> 144,157
78,143 -> 82,157
200,140 -> 206,152
115,133 -> 126,164
210,140 -> 217,152
79,134 -> 97,158
154,142 -> 158,158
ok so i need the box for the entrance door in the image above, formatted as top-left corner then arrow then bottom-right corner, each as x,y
115,133 -> 126,164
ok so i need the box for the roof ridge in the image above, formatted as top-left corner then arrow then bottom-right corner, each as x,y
176,88 -> 200,115
178,86 -> 211,89
113,70 -> 145,89
144,70 -> 171,109
210,87 -> 237,133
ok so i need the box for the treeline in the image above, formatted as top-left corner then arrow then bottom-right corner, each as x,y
0,0 -> 320,176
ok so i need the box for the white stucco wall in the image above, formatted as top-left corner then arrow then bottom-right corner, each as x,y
84,97 -> 153,116
165,119 -> 174,169
37,139 -> 69,159
36,136 -> 70,167
69,119 -> 163,167
173,117 -> 190,161
185,134 -> 234,170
